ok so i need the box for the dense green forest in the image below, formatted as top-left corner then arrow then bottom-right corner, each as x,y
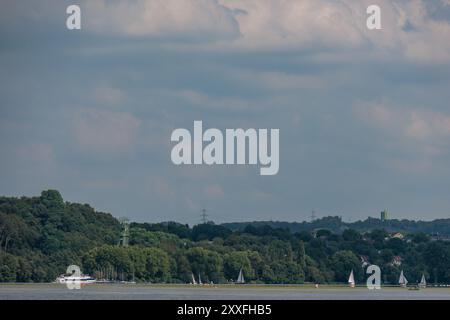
223,216 -> 450,236
1,190 -> 450,284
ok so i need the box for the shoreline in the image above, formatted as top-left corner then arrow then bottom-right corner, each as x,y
1,282 -> 450,289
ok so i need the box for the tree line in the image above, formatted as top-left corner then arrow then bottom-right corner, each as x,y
1,190 -> 450,284
223,216 -> 450,236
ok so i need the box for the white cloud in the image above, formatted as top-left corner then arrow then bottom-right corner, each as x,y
177,89 -> 252,111
204,184 -> 225,197
220,0 -> 367,49
354,101 -> 450,155
231,69 -> 325,91
4,0 -> 450,61
223,0 -> 450,61
93,85 -> 126,106
83,0 -> 240,41
71,108 -> 141,154
75,0 -> 450,62
352,101 -> 450,175
148,176 -> 174,197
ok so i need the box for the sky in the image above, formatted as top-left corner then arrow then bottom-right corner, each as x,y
1,0 -> 450,225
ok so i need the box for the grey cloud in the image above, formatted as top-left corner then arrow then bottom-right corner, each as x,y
71,108 -> 141,154
1,1 -> 450,225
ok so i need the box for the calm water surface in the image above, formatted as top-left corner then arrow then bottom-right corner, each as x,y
1,284 -> 450,300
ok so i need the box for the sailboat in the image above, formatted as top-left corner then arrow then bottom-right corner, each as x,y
348,270 -> 355,288
191,273 -> 197,285
236,268 -> 245,284
198,272 -> 203,285
399,270 -> 408,287
419,274 -> 426,288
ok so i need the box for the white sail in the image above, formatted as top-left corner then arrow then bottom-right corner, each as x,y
419,274 -> 426,287
399,270 -> 408,286
237,268 -> 245,284
191,273 -> 197,285
348,270 -> 355,287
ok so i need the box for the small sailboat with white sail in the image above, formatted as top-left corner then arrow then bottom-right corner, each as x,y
418,274 -> 426,288
348,270 -> 355,288
236,268 -> 245,284
191,273 -> 197,285
399,270 -> 408,287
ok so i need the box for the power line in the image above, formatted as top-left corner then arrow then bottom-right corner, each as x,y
201,209 -> 208,224
310,210 -> 316,222
118,217 -> 130,247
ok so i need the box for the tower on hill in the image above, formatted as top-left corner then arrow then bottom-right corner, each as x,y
381,210 -> 389,222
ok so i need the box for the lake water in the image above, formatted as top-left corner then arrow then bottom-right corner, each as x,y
1,284 -> 450,300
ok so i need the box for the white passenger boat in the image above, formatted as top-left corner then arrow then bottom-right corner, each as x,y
56,274 -> 96,284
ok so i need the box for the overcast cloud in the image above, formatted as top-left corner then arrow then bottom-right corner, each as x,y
1,0 -> 450,224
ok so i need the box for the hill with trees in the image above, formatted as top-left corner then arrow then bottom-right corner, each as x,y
1,190 -> 450,285
0,190 -> 120,282
222,216 -> 450,236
